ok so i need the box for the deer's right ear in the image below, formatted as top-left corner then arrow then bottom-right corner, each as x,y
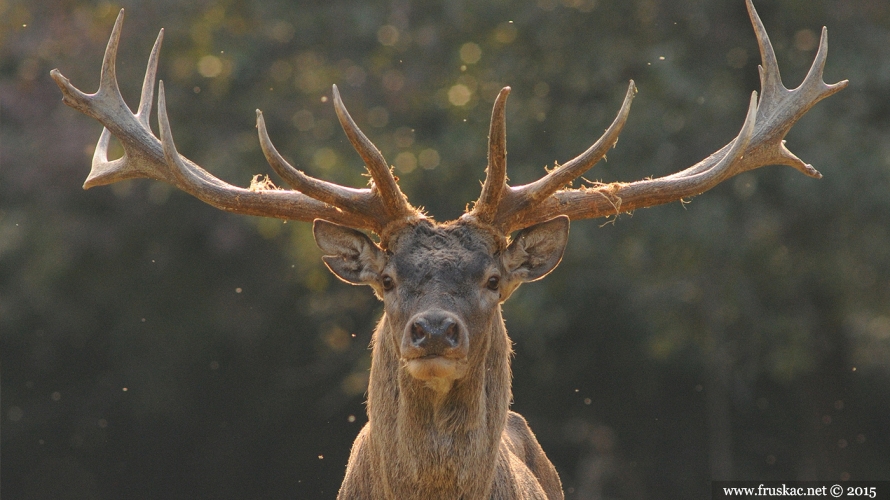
313,220 -> 386,285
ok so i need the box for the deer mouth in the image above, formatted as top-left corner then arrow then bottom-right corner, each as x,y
403,354 -> 469,386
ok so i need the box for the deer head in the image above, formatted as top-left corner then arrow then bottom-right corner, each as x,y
51,1 -> 846,497
315,216 -> 567,392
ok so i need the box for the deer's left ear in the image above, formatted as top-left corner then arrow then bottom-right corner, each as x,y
313,220 -> 386,285
502,216 -> 570,284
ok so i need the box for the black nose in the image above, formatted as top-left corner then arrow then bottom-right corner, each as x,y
410,312 -> 461,351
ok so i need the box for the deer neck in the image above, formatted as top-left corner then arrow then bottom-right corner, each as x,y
366,311 -> 512,497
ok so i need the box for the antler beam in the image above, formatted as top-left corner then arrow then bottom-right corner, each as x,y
470,0 -> 847,234
50,9 -> 420,236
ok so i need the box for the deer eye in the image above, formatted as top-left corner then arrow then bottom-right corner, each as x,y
486,275 -> 500,291
381,275 -> 394,291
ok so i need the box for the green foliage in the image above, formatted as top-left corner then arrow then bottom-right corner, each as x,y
2,0 -> 889,497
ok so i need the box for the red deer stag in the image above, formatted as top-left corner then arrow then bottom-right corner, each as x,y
52,1 -> 845,498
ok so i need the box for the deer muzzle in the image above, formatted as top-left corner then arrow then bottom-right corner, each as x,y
401,309 -> 469,384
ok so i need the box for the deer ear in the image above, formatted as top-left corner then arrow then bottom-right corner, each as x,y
503,216 -> 569,284
313,220 -> 386,285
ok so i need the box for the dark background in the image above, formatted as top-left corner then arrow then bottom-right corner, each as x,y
2,0 -> 888,498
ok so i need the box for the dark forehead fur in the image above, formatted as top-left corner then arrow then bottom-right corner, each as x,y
386,219 -> 504,282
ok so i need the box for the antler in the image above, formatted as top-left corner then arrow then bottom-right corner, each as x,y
53,3 -> 846,240
50,10 -> 419,236
468,0 -> 848,234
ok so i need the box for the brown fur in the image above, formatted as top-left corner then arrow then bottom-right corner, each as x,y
338,315 -> 561,499
316,219 -> 568,499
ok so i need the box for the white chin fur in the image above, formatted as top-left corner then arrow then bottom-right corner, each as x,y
405,357 -> 466,392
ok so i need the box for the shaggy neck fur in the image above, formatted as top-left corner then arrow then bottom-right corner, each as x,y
366,310 -> 512,499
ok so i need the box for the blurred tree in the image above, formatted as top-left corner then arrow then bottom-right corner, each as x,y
2,0 -> 888,498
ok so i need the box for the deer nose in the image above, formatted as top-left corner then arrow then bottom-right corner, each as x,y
404,310 -> 466,355
411,316 -> 459,347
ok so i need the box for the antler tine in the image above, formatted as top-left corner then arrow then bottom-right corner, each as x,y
98,10 -> 124,102
135,27 -> 163,127
806,27 -> 847,97
156,81 -> 243,192
256,110 -> 378,217
156,81 -> 191,185
746,0 -> 847,177
747,0 -> 786,112
331,85 -> 416,221
513,81 -> 635,205
50,9 -> 162,188
150,80 -> 376,226
88,26 -> 163,189
478,81 -> 635,233
470,87 -> 511,223
495,0 -> 846,232
56,9 -> 127,112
